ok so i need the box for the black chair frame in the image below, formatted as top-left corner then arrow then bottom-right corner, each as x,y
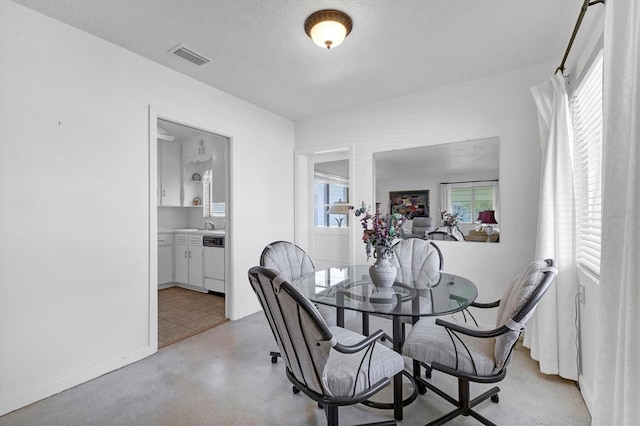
259,241 -> 316,363
411,259 -> 557,426
249,266 -> 398,426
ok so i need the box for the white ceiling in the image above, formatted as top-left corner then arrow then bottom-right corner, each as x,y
375,137 -> 500,181
14,0 -> 585,121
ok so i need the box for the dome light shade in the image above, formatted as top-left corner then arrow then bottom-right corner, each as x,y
304,9 -> 353,50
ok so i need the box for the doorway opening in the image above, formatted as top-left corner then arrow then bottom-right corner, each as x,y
155,117 -> 230,348
307,153 -> 352,270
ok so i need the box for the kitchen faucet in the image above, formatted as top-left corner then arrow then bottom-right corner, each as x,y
204,221 -> 215,230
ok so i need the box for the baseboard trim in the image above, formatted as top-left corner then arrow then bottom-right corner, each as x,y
0,345 -> 155,416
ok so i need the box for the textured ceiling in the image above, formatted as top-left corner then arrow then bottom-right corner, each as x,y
375,138 -> 500,181
14,0 -> 585,121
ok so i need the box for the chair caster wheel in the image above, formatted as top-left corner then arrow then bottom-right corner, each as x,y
418,383 -> 427,395
491,394 -> 499,403
271,356 -> 278,363
318,403 -> 324,409
292,386 -> 300,394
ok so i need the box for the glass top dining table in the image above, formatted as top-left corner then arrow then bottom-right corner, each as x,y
290,265 -> 478,421
290,265 -> 478,323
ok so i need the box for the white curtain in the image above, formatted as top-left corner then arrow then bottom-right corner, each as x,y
440,183 -> 451,217
592,1 -> 640,424
525,73 -> 579,380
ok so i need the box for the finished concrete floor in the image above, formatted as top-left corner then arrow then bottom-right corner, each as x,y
0,313 -> 591,425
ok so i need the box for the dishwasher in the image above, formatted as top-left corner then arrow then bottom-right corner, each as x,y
203,235 -> 225,294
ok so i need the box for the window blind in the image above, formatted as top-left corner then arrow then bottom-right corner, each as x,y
449,184 -> 494,223
571,51 -> 603,277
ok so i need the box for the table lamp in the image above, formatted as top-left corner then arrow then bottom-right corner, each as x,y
327,200 -> 351,227
479,210 -> 498,242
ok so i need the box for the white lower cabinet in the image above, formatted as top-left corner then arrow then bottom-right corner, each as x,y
174,234 -> 204,288
158,232 -> 174,285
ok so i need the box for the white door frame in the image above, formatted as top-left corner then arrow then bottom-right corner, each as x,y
148,106 -> 232,351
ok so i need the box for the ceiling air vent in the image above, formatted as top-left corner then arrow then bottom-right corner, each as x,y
168,44 -> 211,66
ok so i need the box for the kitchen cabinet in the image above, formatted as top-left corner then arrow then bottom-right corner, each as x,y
158,232 -> 174,286
183,137 -> 213,163
158,140 -> 181,206
174,233 -> 204,288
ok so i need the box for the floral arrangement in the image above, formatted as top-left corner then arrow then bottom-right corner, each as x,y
354,202 -> 406,260
441,210 -> 459,227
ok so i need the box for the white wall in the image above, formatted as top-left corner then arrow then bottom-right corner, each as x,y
0,1 -> 293,415
295,62 -> 554,328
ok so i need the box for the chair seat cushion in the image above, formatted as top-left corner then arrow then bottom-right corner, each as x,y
402,318 -> 496,377
324,326 -> 404,397
317,305 -> 358,327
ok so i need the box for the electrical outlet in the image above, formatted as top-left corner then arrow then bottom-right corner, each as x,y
578,284 -> 585,304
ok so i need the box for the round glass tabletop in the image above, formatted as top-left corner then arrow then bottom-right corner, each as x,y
291,265 -> 478,318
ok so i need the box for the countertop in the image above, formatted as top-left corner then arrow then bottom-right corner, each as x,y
159,228 -> 225,235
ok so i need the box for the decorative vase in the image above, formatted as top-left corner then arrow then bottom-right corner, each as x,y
369,246 -> 397,288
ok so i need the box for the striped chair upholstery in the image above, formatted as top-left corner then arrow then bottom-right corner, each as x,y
389,238 -> 443,281
371,239 -> 443,330
402,259 -> 558,425
260,241 -> 357,327
248,266 -> 403,426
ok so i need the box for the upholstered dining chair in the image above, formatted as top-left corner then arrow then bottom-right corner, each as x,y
389,238 -> 443,273
260,241 -> 356,362
366,239 -> 444,339
248,266 -> 403,426
402,259 -> 558,426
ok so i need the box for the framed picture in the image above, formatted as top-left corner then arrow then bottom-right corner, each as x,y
389,190 -> 430,219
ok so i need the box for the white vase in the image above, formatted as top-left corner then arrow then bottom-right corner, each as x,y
369,246 -> 397,288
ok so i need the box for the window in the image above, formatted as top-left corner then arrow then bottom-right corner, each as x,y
571,51 -> 603,277
314,181 -> 349,227
314,159 -> 350,228
450,184 -> 495,223
202,169 -> 225,218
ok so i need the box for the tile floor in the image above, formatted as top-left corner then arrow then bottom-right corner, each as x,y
158,286 -> 227,348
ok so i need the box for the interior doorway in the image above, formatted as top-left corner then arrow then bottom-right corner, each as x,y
308,153 -> 352,269
153,116 -> 230,348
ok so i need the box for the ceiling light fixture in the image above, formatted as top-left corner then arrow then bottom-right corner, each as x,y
304,9 -> 353,50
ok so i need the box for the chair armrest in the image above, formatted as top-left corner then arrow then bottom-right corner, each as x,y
470,300 -> 500,309
435,318 -> 510,338
333,329 -> 391,354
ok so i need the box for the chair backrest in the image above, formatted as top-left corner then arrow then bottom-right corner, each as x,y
248,266 -> 333,396
260,241 -> 315,282
390,238 -> 443,271
492,259 -> 558,373
411,216 -> 436,236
